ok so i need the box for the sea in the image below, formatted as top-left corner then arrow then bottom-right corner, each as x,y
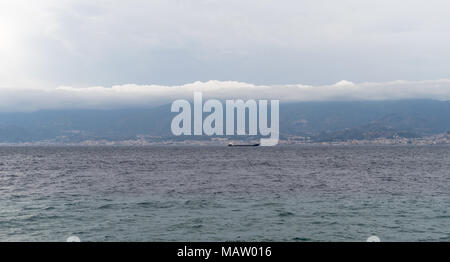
0,145 -> 449,242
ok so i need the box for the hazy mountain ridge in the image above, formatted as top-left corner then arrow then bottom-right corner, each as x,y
0,100 -> 449,143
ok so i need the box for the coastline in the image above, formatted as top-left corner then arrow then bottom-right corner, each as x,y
0,133 -> 449,147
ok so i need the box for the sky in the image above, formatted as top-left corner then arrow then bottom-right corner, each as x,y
1,0 -> 450,111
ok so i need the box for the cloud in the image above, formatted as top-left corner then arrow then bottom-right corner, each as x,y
0,79 -> 449,112
1,1 -> 450,112
2,0 -> 450,86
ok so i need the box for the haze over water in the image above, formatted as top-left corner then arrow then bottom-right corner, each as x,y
0,145 -> 449,241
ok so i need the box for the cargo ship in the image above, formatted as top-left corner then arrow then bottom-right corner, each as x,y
228,142 -> 260,147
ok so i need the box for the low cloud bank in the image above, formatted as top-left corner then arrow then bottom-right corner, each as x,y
1,79 -> 450,112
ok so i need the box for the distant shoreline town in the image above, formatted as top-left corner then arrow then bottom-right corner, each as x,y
1,133 -> 449,146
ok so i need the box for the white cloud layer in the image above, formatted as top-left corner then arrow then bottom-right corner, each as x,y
0,79 -> 449,112
2,0 -> 450,86
1,1 -> 450,111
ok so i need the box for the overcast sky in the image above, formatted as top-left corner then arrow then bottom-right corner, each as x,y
1,0 -> 450,111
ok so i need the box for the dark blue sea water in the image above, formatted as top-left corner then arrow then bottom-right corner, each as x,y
0,145 -> 449,242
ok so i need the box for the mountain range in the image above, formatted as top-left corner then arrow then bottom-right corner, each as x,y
0,100 -> 449,143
